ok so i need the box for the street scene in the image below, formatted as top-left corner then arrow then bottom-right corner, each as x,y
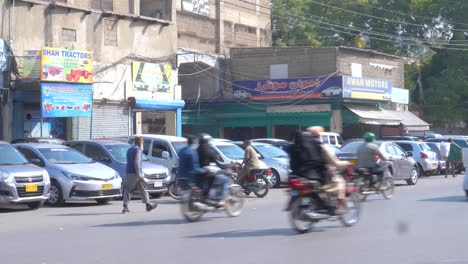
0,0 -> 467,263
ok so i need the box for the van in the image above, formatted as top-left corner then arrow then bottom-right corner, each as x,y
319,132 -> 343,148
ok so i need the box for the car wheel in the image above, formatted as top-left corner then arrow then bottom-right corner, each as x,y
26,201 -> 44,210
270,169 -> 281,188
417,164 -> 425,177
48,180 -> 65,207
95,198 -> 111,205
406,167 -> 419,185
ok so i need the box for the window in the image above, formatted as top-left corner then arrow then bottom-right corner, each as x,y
9,147 -> 38,164
329,136 -> 336,145
397,143 -> 413,152
91,0 -> 113,11
104,18 -> 118,46
151,143 -> 171,158
337,136 -> 343,145
67,143 -> 84,152
393,144 -> 406,156
385,144 -> 397,155
142,140 -> 151,156
321,135 -> 329,144
84,145 -> 109,162
62,28 -> 76,42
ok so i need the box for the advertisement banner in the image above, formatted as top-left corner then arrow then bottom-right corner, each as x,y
182,0 -> 210,16
41,47 -> 93,83
132,62 -> 172,93
41,83 -> 93,118
391,87 -> 409,104
232,76 -> 343,101
0,39 -> 8,72
342,76 -> 391,101
22,50 -> 41,80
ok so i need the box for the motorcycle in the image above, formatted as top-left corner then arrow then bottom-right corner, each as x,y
350,165 -> 394,201
167,178 -> 192,200
181,166 -> 245,222
286,170 -> 361,234
232,164 -> 272,198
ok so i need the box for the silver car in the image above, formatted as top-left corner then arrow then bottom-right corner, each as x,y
0,141 -> 50,209
394,141 -> 438,176
15,144 -> 121,206
66,140 -> 170,198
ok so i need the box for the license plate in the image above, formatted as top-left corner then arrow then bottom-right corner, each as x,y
25,184 -> 38,192
102,184 -> 112,190
154,181 -> 163,187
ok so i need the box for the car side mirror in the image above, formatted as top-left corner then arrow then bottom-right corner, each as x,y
406,151 -> 413,157
161,151 -> 170,159
31,158 -> 45,167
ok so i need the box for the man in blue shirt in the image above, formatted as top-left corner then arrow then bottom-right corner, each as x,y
176,135 -> 203,182
122,136 -> 158,214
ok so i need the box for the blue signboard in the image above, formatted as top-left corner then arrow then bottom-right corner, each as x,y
342,76 -> 391,101
41,83 -> 93,118
232,76 -> 343,101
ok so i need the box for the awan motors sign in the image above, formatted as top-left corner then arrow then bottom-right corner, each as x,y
41,47 -> 93,84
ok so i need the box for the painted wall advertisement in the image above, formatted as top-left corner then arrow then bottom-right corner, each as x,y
41,47 -> 93,83
132,62 -> 172,93
41,83 -> 93,118
182,0 -> 210,16
342,76 -> 391,101
232,76 -> 343,100
22,50 -> 41,80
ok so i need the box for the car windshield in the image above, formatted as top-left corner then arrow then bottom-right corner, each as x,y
453,139 -> 468,148
0,144 -> 29,165
39,148 -> 94,164
339,141 -> 381,153
255,144 -> 288,158
171,141 -> 188,155
216,145 -> 245,160
104,144 -> 150,162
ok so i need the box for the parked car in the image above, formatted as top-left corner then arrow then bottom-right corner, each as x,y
320,132 -> 343,148
233,90 -> 252,99
425,137 -> 468,149
425,142 -> 447,175
209,140 -> 269,169
234,141 -> 290,188
321,86 -> 342,97
11,138 -> 65,145
251,138 -> 292,153
65,140 -> 170,198
128,135 -> 188,178
14,143 -> 121,206
379,136 -> 419,141
324,144 -> 341,155
336,140 -> 419,185
462,149 -> 468,197
0,141 -> 50,209
394,141 -> 438,176
403,132 -> 442,140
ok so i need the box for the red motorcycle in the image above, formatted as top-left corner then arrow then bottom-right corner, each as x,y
285,168 -> 361,233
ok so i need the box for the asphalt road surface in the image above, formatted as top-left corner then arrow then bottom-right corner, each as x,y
1,174 -> 468,264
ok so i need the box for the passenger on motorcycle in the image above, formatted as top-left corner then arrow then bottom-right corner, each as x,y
196,133 -> 230,207
176,135 -> 204,184
356,132 -> 388,189
237,140 -> 261,188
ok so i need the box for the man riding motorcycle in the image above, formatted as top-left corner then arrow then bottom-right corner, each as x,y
196,133 -> 230,207
356,132 -> 388,189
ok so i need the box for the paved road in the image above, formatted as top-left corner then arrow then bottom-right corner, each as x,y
1,174 -> 467,264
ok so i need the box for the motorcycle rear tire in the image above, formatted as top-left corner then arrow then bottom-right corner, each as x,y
339,192 -> 361,227
253,176 -> 270,198
181,194 -> 204,222
225,185 -> 245,217
289,196 -> 317,234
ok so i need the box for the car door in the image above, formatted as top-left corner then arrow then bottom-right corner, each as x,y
383,143 -> 401,179
148,139 -> 173,170
392,144 -> 413,179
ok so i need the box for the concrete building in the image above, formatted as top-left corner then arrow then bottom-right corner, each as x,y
0,0 -> 183,142
182,47 -> 429,140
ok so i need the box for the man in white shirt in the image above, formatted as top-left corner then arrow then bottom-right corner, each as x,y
439,141 -> 450,178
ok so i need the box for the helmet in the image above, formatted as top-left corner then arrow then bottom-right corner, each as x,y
198,133 -> 212,144
363,132 -> 375,142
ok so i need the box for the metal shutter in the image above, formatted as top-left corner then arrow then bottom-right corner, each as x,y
77,101 -> 129,139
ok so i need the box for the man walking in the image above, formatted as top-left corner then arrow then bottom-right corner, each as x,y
440,140 -> 450,178
122,136 -> 158,214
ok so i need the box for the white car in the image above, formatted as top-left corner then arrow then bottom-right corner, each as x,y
462,149 -> 468,197
233,90 -> 252,99
321,86 -> 342,97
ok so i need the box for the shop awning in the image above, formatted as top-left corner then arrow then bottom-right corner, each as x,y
130,97 -> 185,111
345,105 -> 430,130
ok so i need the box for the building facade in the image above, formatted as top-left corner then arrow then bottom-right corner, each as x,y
0,0 -> 183,142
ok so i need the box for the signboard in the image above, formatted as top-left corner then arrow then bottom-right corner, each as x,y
41,83 -> 93,118
342,76 -> 391,101
22,50 -> 41,80
0,39 -> 8,72
391,87 -> 409,104
232,76 -> 343,101
41,47 -> 93,83
132,62 -> 172,93
182,0 -> 210,16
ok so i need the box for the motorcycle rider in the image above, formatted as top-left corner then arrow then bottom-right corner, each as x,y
176,135 -> 204,185
356,132 -> 388,189
196,133 -> 230,206
237,139 -> 261,191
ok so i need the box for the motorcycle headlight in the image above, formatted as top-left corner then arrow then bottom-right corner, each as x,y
0,172 -> 14,184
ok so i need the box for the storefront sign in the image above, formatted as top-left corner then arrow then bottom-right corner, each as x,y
131,62 -> 172,93
22,50 -> 41,80
41,83 -> 93,118
41,47 -> 93,83
0,39 -> 8,72
391,87 -> 409,104
232,76 -> 343,100
182,0 -> 210,16
342,76 -> 391,101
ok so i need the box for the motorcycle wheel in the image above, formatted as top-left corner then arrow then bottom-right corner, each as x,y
253,176 -> 270,198
181,193 -> 204,222
382,171 -> 395,200
225,185 -> 245,217
339,192 -> 361,227
168,180 -> 190,201
289,196 -> 316,234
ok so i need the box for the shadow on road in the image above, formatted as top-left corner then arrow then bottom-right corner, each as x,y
50,212 -> 123,216
186,228 -> 296,238
91,218 -> 187,227
418,196 -> 467,203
